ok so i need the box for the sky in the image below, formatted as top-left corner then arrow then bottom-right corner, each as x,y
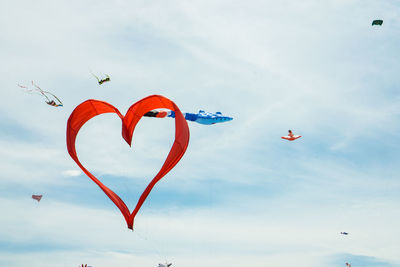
1,0 -> 400,266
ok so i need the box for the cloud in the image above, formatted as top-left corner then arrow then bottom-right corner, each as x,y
1,193 -> 400,267
330,253 -> 399,267
1,0 -> 400,266
62,170 -> 81,177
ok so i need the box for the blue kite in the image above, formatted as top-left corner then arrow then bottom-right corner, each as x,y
144,110 -> 233,125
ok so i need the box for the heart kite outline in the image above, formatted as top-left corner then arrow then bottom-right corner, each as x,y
66,95 -> 190,230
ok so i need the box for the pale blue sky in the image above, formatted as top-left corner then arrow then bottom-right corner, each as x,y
1,0 -> 400,266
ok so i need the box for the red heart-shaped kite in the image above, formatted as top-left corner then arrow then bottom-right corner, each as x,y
66,95 -> 190,230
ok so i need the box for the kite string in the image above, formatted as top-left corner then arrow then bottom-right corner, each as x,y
134,229 -> 168,263
33,81 -> 63,105
122,180 -> 168,264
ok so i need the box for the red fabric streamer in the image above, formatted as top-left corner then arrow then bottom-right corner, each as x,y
66,95 -> 190,230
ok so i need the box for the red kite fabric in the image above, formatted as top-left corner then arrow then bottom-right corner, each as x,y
66,95 -> 190,230
281,135 -> 302,141
32,195 -> 42,202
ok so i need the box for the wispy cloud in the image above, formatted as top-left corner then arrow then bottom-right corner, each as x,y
62,170 -> 81,177
1,0 -> 400,266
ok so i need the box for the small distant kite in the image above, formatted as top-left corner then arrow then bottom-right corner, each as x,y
340,232 -> 349,235
281,130 -> 301,141
91,72 -> 110,85
19,81 -> 63,107
372,20 -> 383,26
144,110 -> 233,125
158,263 -> 172,267
32,195 -> 42,202
345,263 -> 351,267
